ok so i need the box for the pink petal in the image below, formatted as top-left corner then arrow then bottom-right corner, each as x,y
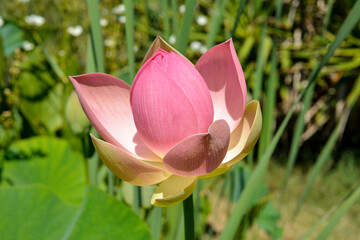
162,120 -> 230,177
91,134 -> 171,186
70,73 -> 159,160
130,49 -> 214,156
195,39 -> 247,132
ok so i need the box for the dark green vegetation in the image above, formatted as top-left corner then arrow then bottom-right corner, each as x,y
1,0 -> 359,239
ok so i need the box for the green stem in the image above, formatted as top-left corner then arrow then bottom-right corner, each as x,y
183,194 -> 195,240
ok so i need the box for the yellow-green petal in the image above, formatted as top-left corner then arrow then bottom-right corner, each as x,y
222,100 -> 262,167
151,175 -> 197,207
91,134 -> 171,186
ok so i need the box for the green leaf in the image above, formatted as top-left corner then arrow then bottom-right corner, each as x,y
0,23 -> 24,56
256,203 -> 282,239
65,91 -> 91,134
3,136 -> 86,205
18,83 -> 63,133
63,186 -> 152,240
0,185 -> 78,240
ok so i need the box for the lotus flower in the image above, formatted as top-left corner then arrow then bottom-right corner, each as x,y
70,37 -> 262,207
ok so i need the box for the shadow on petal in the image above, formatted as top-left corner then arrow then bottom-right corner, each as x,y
163,120 -> 230,177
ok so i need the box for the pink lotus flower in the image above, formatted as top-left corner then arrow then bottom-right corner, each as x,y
70,37 -> 262,207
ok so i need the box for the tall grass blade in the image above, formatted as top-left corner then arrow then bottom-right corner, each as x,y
86,35 -> 96,73
230,0 -> 246,37
171,0 -> 179,36
284,0 -> 360,197
86,0 -> 106,187
147,207 -> 163,240
124,0 -> 135,82
165,204 -> 183,240
323,0 -> 335,31
294,115 -> 348,216
258,44 -> 277,158
86,0 -> 104,72
206,0 -> 229,48
275,0 -> 283,22
107,170 -> 114,195
282,78 -> 316,196
0,36 -> 4,87
315,186 -> 360,240
87,36 -> 98,186
176,0 -> 196,54
161,0 -> 170,40
300,190 -> 350,240
247,20 -> 268,165
252,20 -> 267,101
133,185 -> 140,214
219,1 -> 360,238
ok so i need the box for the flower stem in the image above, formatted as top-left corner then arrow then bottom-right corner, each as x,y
183,194 -> 195,240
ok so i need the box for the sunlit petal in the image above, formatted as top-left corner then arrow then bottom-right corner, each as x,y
196,39 -> 247,132
222,101 -> 262,166
131,49 -> 213,156
91,134 -> 171,186
70,73 -> 159,160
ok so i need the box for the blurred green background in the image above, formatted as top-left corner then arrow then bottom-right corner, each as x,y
0,0 -> 359,239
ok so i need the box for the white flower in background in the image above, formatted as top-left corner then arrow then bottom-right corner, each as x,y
133,45 -> 139,53
25,14 -> 45,26
190,41 -> 202,51
22,41 -> 34,51
18,0 -> 30,3
179,4 -> 186,14
196,15 -> 208,26
0,17 -> 4,28
199,44 -> 207,54
58,50 -> 66,56
112,4 -> 125,15
104,39 -> 116,47
100,18 -> 108,27
67,25 -> 83,37
169,34 -> 176,45
118,16 -> 126,24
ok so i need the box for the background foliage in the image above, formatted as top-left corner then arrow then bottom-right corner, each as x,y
0,0 -> 359,239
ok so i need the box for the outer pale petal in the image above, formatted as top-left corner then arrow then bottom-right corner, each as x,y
196,39 -> 247,132
222,100 -> 262,167
163,120 -> 230,177
91,134 -> 171,186
151,175 -> 197,207
70,73 -> 159,160
142,36 -> 183,64
131,50 -> 214,156
198,165 -> 232,179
